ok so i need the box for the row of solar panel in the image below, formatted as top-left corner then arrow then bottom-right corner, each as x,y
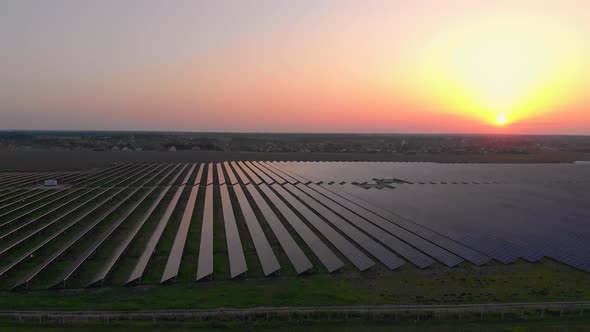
338,177 -> 590,273
2,161 -> 587,290
0,161 -> 492,290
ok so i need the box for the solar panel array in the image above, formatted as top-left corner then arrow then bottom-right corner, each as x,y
0,161 -> 588,290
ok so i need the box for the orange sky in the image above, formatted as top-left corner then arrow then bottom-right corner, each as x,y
2,1 -> 589,134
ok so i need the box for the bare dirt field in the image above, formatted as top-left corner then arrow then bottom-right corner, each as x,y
1,150 -> 589,171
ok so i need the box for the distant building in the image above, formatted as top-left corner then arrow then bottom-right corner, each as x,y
44,179 -> 58,187
168,146 -> 177,152
121,147 -> 131,152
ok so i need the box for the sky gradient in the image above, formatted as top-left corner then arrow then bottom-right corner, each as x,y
1,0 -> 589,134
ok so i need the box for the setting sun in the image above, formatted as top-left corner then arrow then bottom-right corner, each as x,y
410,12 -> 589,131
495,114 -> 508,126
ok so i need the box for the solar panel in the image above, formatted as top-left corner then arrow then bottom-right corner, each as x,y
253,162 -> 287,184
161,163 -> 203,283
14,164 -> 162,289
192,164 -> 204,185
219,184 -> 247,278
0,165 -> 156,276
272,162 -> 312,184
4,160 -> 590,288
237,161 -> 262,184
62,165 -> 135,187
0,188 -> 110,279
230,161 -> 250,185
284,184 -> 403,270
271,184 -> 374,271
0,163 -> 127,208
49,164 -> 127,186
339,184 -> 491,265
245,161 -> 274,184
126,163 -> 190,284
216,163 -> 226,185
302,184 -> 434,268
259,184 -> 343,272
0,172 -> 24,180
260,162 -> 298,184
0,171 -> 64,188
0,189 -> 85,241
0,175 -> 33,187
0,189 -> 82,230
0,189 -> 30,203
232,184 -> 279,276
318,183 -> 464,267
307,184 -> 446,268
49,164 -> 169,288
0,171 -> 60,186
245,184 -> 312,274
0,171 -> 52,185
223,161 -> 239,185
196,185 -> 214,280
0,189 -> 65,214
86,164 -> 180,287
88,164 -> 145,188
206,163 -> 214,186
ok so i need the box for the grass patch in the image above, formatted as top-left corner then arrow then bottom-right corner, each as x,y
0,259 -> 589,311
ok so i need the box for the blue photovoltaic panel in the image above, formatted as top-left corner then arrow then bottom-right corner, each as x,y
259,184 -> 343,272
216,163 -> 226,185
223,162 -> 239,185
231,161 -> 251,185
271,184 -> 374,271
337,183 -> 491,266
246,184 -> 312,274
253,161 -> 286,184
294,184 -> 406,270
245,161 -> 274,184
3,160 -> 590,289
261,162 -> 298,184
317,183 -> 463,267
219,184 -> 248,278
284,183 -> 403,270
127,164 -> 189,284
19,164 -> 162,289
238,162 -> 263,185
86,164 -> 178,287
206,163 -> 214,186
232,184 -> 280,276
196,185 -> 214,280
304,183 -> 434,268
160,163 -> 201,283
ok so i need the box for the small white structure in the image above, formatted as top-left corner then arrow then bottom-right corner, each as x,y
168,146 -> 177,152
44,179 -> 58,187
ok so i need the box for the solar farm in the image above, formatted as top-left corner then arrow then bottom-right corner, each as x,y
0,161 -> 589,291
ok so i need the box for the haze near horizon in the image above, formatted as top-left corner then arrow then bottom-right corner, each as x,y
1,0 -> 589,134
